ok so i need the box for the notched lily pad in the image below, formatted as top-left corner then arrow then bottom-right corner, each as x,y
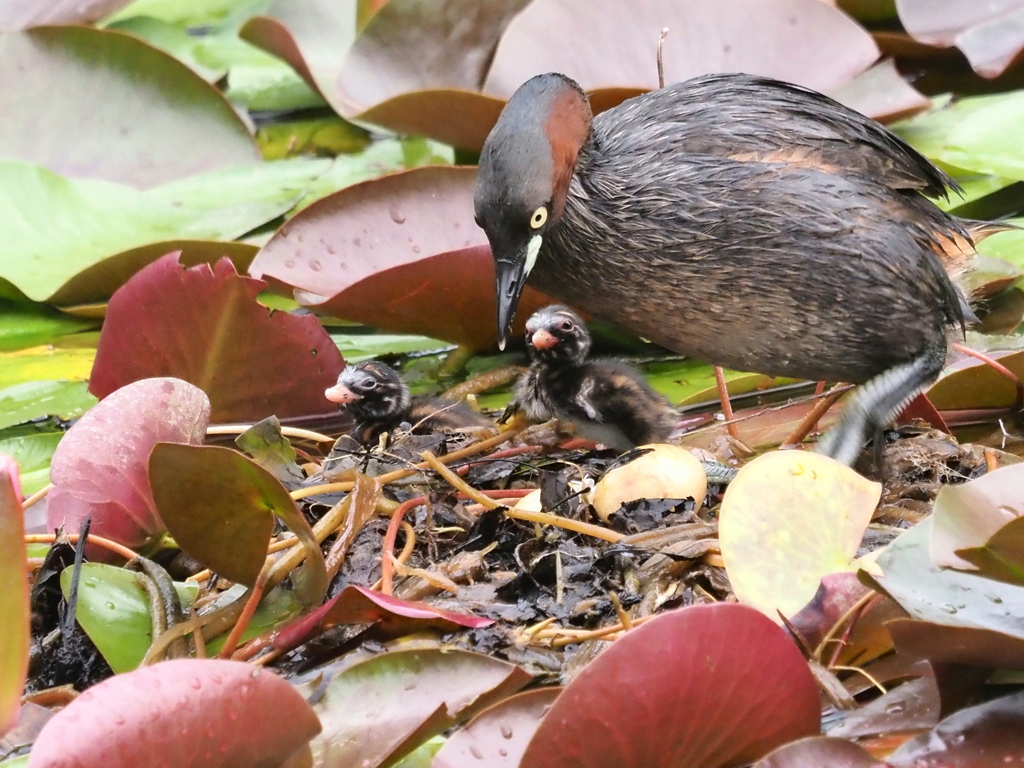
90,253 -> 344,423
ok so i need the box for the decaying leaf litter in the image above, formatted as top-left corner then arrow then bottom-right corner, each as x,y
7,0 -> 1024,765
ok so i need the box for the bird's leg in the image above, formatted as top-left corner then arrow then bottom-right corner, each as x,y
713,365 -> 740,440
816,341 -> 946,467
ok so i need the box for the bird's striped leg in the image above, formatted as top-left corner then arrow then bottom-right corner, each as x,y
817,341 -> 946,467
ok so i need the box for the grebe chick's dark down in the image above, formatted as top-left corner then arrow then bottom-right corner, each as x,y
508,305 -> 675,452
473,71 -> 1002,465
325,360 -> 491,445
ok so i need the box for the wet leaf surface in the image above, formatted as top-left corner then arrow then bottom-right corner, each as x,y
752,736 -> 883,768
0,431 -> 61,496
47,378 -> 210,551
0,27 -> 259,187
720,451 -> 881,621
307,648 -> 531,768
90,253 -> 344,423
0,381 -> 95,431
0,458 -> 28,738
250,166 -> 555,349
60,563 -> 197,674
26,659 -> 321,768
520,603 -> 820,768
868,518 -> 1024,639
888,689 -> 1024,767
0,301 -> 95,352
432,687 -> 562,768
827,675 -> 940,738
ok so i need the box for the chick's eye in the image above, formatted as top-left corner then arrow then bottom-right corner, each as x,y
560,319 -> 574,331
362,378 -> 377,389
530,206 -> 548,229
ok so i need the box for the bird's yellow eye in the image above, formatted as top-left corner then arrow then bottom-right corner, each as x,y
530,206 -> 548,229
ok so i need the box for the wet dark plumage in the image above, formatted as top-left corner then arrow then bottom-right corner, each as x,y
474,72 -> 1004,464
325,361 -> 491,445
510,306 -> 676,452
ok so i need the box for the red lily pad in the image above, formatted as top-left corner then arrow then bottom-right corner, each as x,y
249,166 -> 555,350
829,59 -> 931,124
485,0 -> 878,98
0,457 -> 28,739
0,0 -> 132,29
272,584 -> 492,650
0,27 -> 259,188
26,659 -> 321,768
928,348 -> 1024,411
888,689 -> 1024,768
150,443 -> 326,602
308,648 -> 531,768
47,377 -> 210,551
896,0 -> 1024,78
90,252 -> 344,423
752,737 -> 882,768
520,603 -> 820,768
433,687 -> 562,768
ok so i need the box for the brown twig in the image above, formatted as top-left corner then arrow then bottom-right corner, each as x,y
656,27 -> 669,89
782,383 -> 849,448
713,366 -> 740,440
218,566 -> 269,659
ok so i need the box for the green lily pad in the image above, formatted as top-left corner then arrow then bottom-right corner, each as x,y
935,93 -> 1024,181
257,117 -> 370,161
199,584 -> 301,655
0,335 -> 97,391
0,300 -> 97,352
0,26 -> 259,187
107,0 -> 270,29
0,159 -> 329,303
331,332 -> 450,363
977,218 -> 1024,272
0,381 -> 97,431
0,431 -> 62,496
60,562 -> 198,674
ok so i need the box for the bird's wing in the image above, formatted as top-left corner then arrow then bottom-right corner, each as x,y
593,72 -> 957,199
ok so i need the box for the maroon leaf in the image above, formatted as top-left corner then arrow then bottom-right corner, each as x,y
894,392 -> 950,432
888,689 -> 1024,768
520,603 -> 820,768
249,167 -> 555,349
272,585 -> 493,650
26,659 -> 321,768
433,687 -> 562,768
0,457 -> 29,739
484,0 -> 878,100
309,648 -> 531,768
90,252 -> 344,423
829,59 -> 931,125
752,737 -> 883,768
896,0 -> 1024,78
47,378 -> 210,551
888,617 -> 1024,670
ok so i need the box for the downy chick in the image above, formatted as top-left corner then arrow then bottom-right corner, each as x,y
325,360 -> 491,445
509,306 -> 676,452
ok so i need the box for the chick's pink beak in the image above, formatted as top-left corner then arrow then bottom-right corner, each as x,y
325,383 -> 359,404
531,329 -> 559,350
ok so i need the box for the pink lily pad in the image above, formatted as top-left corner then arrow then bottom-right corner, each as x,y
27,659 -> 321,768
47,377 -> 210,551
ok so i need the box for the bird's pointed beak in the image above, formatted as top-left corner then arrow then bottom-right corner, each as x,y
325,383 -> 359,404
495,258 -> 528,351
530,329 -> 559,349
